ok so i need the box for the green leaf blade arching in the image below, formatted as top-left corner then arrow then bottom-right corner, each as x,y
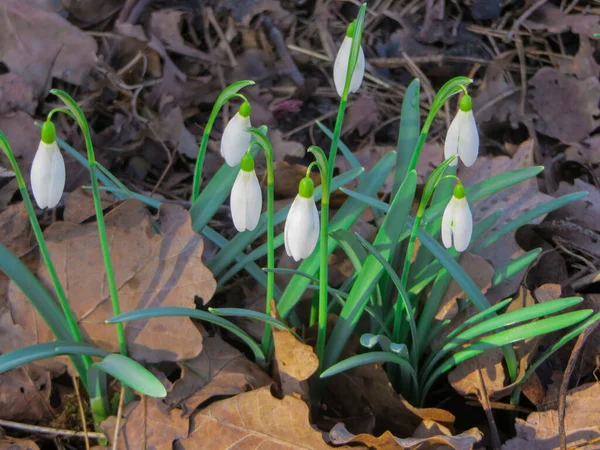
393,78 -> 420,196
88,354 -> 167,398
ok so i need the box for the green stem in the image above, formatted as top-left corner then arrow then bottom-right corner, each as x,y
50,90 -> 128,358
0,132 -> 93,385
244,129 -> 275,356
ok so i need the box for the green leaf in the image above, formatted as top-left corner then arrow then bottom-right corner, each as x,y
209,166 -> 363,277
330,229 -> 367,271
107,307 -> 265,367
393,79 -> 420,196
478,192 -> 588,249
492,248 -> 542,286
422,297 -> 584,382
316,121 -> 361,171
88,354 -> 167,398
323,170 -> 417,370
360,333 -> 408,356
208,307 -> 300,339
320,351 -> 417,390
0,342 -> 108,374
421,309 -> 593,401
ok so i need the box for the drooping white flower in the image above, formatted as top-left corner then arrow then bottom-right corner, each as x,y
220,101 -> 252,167
30,121 -> 65,209
284,178 -> 319,261
231,153 -> 262,232
333,21 -> 365,98
441,183 -> 472,252
444,94 -> 479,167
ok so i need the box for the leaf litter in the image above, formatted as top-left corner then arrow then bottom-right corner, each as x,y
0,0 -> 599,448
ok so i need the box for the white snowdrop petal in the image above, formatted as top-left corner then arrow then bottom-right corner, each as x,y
441,198 -> 455,249
284,195 -> 302,258
299,198 -> 319,259
231,171 -> 249,231
333,37 -> 352,97
30,141 -> 65,209
284,195 -> 320,261
46,142 -> 65,209
451,198 -> 473,252
220,113 -> 252,166
444,112 -> 462,166
458,110 -> 479,167
31,141 -> 51,208
244,170 -> 262,231
349,46 -> 365,94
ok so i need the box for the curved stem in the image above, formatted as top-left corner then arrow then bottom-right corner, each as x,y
0,132 -> 92,385
50,89 -> 128,358
245,128 -> 275,356
191,80 -> 255,203
307,146 -> 329,371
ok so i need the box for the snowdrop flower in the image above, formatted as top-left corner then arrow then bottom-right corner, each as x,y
333,21 -> 365,97
230,153 -> 262,232
30,121 -> 65,209
220,101 -> 252,167
444,94 -> 479,167
284,177 -> 319,261
441,183 -> 472,252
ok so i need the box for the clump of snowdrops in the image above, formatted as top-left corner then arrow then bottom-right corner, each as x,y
0,7 -> 596,439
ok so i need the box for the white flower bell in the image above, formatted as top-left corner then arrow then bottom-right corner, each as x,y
284,177 -> 319,261
231,153 -> 262,232
441,183 -> 473,252
220,101 -> 252,167
444,94 -> 479,167
30,121 -> 65,209
333,21 -> 365,98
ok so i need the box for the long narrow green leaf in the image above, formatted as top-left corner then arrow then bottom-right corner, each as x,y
492,248 -> 542,286
421,310 -> 593,401
331,229 -> 367,271
0,342 -> 108,373
421,297 -> 584,381
323,171 -> 417,369
208,307 -> 299,338
202,227 -> 283,299
107,307 -> 265,366
478,192 -> 588,249
320,351 -> 417,390
88,354 -> 166,398
316,121 -> 361,170
393,79 -> 420,195
209,167 -> 363,276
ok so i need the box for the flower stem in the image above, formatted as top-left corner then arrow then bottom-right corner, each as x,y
50,90 -> 128,357
245,128 -> 275,356
0,132 -> 92,384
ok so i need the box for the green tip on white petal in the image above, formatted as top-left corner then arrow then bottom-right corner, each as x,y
459,94 -> 472,112
298,177 -> 314,198
240,153 -> 254,172
41,121 -> 56,144
239,101 -> 251,118
453,182 -> 466,199
346,20 -> 356,37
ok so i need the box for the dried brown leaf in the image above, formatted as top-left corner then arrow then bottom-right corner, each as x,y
528,68 -> 600,144
101,397 -> 188,450
329,421 -> 482,450
0,73 -> 36,115
7,200 -> 215,363
524,4 -> 600,38
179,387 -> 340,449
0,437 -> 40,450
167,332 -> 271,416
0,365 -> 53,422
503,382 -> 600,450
0,0 -> 98,97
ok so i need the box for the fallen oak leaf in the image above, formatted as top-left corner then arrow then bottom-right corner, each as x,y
329,421 -> 482,450
0,436 -> 40,450
6,200 -> 215,363
167,331 -> 271,416
100,397 -> 188,450
503,382 -> 600,450
178,386 -> 348,449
